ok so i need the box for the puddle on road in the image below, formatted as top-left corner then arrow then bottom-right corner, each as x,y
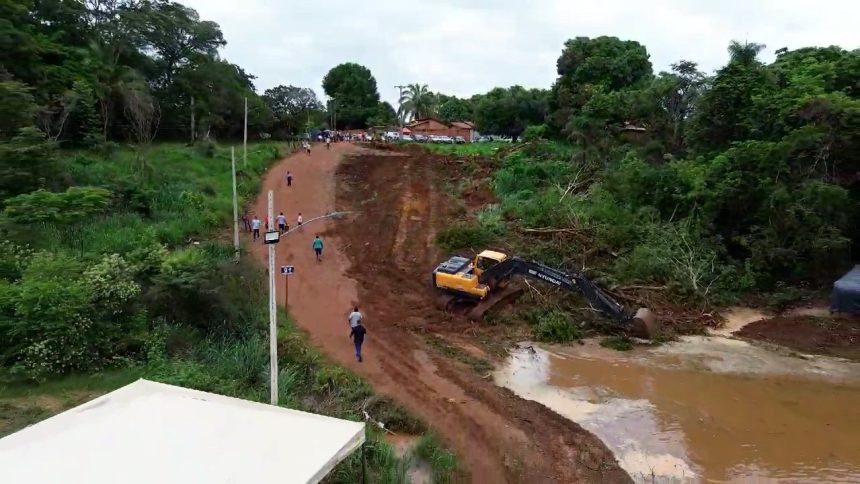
495,338 -> 860,482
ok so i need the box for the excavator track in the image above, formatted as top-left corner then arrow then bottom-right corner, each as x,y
466,286 -> 524,321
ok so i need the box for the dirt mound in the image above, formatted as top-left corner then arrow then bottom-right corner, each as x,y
736,314 -> 860,360
330,149 -> 630,482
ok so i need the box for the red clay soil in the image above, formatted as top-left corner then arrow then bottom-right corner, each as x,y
736,315 -> 860,361
249,143 -> 628,483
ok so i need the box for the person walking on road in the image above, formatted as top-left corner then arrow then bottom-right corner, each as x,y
277,212 -> 287,234
312,235 -> 324,262
303,141 -> 311,155
348,306 -> 363,328
251,215 -> 261,240
286,171 -> 293,187
350,322 -> 367,363
297,212 -> 303,228
325,137 -> 331,150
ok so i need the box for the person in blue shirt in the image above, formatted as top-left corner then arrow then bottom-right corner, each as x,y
312,235 -> 324,261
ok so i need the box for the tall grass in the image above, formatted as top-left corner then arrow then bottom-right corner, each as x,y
414,432 -> 460,483
423,142 -> 510,156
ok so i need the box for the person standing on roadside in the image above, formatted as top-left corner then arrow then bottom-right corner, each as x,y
286,171 -> 293,187
297,212 -> 303,228
277,212 -> 287,234
312,234 -> 323,262
350,321 -> 367,362
242,211 -> 252,232
251,215 -> 261,240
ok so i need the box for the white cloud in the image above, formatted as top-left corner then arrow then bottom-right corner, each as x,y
181,0 -> 860,106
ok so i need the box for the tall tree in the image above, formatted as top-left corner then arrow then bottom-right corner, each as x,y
549,36 -> 653,133
652,60 -> 708,154
128,0 -> 225,90
473,86 -> 548,137
321,63 -> 381,129
397,84 -> 436,122
688,41 -> 769,153
263,85 -> 323,134
437,94 -> 474,123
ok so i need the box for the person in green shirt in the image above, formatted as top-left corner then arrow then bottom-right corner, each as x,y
312,235 -> 324,262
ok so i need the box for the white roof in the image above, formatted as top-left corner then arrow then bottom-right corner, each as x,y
0,379 -> 365,484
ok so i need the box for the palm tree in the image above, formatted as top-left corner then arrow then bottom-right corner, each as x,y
727,40 -> 766,65
398,84 -> 437,122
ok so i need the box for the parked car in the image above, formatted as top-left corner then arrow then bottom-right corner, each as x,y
427,135 -> 442,143
440,136 -> 455,144
454,136 -> 466,144
400,134 -> 414,142
413,134 -> 428,143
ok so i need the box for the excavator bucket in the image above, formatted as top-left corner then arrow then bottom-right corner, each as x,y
629,307 -> 660,339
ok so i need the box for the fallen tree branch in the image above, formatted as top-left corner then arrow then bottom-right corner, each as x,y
618,285 -> 667,291
521,227 -> 582,235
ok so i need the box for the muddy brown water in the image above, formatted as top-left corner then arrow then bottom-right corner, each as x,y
496,337 -> 860,483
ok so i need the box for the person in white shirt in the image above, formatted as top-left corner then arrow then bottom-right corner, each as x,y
276,212 -> 287,233
325,137 -> 331,150
347,306 -> 363,328
250,215 -> 261,240
297,212 -> 303,228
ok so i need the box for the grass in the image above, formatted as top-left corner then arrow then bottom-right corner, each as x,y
599,335 -> 634,351
424,335 -> 495,375
423,141 -> 511,156
414,432 -> 460,483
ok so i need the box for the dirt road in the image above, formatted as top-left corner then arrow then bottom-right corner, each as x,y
250,143 -> 628,483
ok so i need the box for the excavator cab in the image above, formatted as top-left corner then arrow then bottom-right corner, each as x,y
473,250 -> 507,276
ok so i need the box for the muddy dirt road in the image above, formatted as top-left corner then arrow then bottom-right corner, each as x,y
250,144 -> 628,483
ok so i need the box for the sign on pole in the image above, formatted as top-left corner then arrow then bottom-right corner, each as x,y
280,266 -> 295,275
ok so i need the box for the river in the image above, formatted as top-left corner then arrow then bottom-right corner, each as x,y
495,336 -> 860,482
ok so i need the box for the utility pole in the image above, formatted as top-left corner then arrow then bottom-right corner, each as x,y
267,190 -> 278,405
190,96 -> 195,145
243,97 -> 248,168
231,147 -> 240,259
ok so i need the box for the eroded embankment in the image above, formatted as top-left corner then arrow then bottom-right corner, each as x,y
328,148 -> 630,483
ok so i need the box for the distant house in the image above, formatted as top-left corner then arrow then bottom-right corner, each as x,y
450,121 -> 477,142
406,118 -> 477,142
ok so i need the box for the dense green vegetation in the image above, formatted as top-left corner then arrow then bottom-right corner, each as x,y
433,38 -> 858,340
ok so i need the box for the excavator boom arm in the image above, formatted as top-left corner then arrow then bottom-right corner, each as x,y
479,257 -> 628,322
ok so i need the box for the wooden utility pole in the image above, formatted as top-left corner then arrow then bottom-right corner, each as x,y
243,97 -> 248,168
190,96 -> 195,144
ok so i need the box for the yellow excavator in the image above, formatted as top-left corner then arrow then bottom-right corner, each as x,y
432,250 -> 660,339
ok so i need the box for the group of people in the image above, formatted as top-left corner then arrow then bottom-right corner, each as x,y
242,150 -> 368,363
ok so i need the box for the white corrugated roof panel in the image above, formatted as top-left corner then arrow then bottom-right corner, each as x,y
0,379 -> 365,484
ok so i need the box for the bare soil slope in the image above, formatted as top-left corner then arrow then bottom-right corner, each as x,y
249,143 -> 628,483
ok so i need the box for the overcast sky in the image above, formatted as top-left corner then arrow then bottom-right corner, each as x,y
182,0 -> 859,106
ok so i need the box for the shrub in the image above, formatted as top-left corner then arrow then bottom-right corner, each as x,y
436,222 -> 499,253
532,310 -> 581,343
1,252 -> 148,379
193,140 -> 217,158
521,124 -> 548,141
600,336 -> 633,351
0,240 -> 33,281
